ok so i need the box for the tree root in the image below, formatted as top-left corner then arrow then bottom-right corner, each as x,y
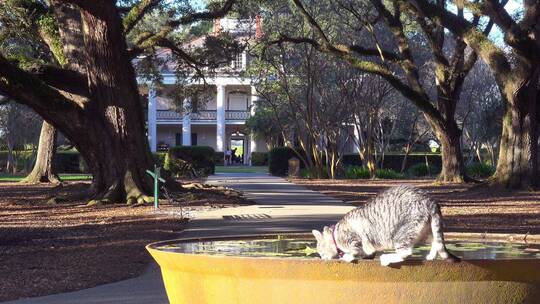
19,172 -> 61,185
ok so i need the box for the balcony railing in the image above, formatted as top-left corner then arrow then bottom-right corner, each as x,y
226,110 -> 249,120
156,110 -> 249,121
193,110 -> 217,120
156,110 -> 181,120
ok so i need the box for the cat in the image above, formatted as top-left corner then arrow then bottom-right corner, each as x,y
312,185 -> 459,266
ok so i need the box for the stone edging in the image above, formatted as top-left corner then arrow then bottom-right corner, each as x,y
445,232 -> 540,244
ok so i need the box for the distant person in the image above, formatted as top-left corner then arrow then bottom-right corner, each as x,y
225,148 -> 232,166
231,148 -> 238,164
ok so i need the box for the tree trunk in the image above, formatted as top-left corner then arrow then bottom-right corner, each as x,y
21,121 -> 60,184
486,143 -> 496,167
475,146 -> 483,164
491,73 -> 539,189
366,134 -> 376,179
6,135 -> 14,174
70,4 -> 156,204
400,144 -> 411,173
428,118 -> 468,182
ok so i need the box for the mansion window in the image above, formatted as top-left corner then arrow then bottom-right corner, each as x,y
232,53 -> 244,70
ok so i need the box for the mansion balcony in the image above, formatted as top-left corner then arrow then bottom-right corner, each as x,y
156,110 -> 250,122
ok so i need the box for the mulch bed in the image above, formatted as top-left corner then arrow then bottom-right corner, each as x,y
0,182 -> 249,302
293,179 -> 540,235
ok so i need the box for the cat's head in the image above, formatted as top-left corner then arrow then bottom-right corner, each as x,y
312,226 -> 338,260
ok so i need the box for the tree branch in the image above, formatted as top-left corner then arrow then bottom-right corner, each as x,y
123,0 -> 162,34
172,0 -> 236,26
290,0 -> 332,45
29,65 -> 89,97
287,0 -> 443,123
409,0 -> 513,80
481,0 -> 517,33
521,0 -> 540,29
0,55 -> 82,119
270,35 -> 402,62
132,0 -> 236,51
269,35 -> 442,121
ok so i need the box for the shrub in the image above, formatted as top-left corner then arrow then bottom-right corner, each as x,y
163,154 -> 198,178
251,152 -> 268,166
376,168 -> 405,179
268,147 -> 296,176
213,152 -> 224,166
300,168 -> 313,179
299,167 -> 329,179
341,154 -> 442,172
55,151 -> 87,173
344,166 -> 405,179
153,152 -> 166,167
407,163 -> 440,177
407,163 -> 429,177
467,162 -> 495,178
345,166 -> 370,179
165,146 -> 215,177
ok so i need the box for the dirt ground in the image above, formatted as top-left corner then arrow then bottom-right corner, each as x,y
0,182 -> 249,302
294,179 -> 540,235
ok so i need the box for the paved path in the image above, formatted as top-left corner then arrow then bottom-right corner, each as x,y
3,173 -> 353,304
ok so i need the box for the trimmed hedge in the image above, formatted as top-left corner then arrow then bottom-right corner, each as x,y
251,152 -> 268,166
376,168 -> 406,179
0,150 -> 88,173
466,162 -> 495,178
268,147 -> 296,176
213,152 -> 224,166
407,163 -> 441,177
165,146 -> 215,177
345,166 -> 370,179
344,166 -> 405,179
342,154 -> 442,173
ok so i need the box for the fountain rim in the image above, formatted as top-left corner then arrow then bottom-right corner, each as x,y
146,231 -> 540,262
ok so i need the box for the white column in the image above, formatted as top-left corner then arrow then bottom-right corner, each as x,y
182,99 -> 191,146
249,86 -> 258,166
147,85 -> 157,152
216,84 -> 226,152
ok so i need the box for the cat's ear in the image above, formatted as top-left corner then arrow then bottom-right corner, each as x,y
312,230 -> 323,242
323,226 -> 332,234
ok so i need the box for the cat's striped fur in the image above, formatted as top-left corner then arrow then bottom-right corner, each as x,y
312,185 -> 459,266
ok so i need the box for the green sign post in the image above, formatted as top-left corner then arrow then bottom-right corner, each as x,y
146,165 -> 166,210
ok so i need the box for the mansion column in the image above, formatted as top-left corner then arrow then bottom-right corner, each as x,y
182,99 -> 191,146
147,85 -> 157,152
216,84 -> 226,152
249,86 -> 258,165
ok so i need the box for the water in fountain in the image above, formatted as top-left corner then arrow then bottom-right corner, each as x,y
155,235 -> 540,260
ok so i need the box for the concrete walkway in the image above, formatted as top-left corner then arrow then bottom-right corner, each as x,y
3,173 -> 353,304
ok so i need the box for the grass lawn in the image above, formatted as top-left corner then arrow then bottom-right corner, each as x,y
215,166 -> 268,174
0,173 -> 93,182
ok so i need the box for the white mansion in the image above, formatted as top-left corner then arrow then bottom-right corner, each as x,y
142,18 -> 267,165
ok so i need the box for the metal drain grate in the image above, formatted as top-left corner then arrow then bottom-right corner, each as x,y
222,214 -> 272,220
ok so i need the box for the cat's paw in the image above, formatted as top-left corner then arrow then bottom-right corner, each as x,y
425,253 -> 436,261
340,253 -> 355,263
379,254 -> 391,266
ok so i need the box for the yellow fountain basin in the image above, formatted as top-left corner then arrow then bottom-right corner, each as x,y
147,235 -> 540,304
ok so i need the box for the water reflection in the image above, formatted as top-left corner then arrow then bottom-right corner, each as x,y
157,235 -> 540,260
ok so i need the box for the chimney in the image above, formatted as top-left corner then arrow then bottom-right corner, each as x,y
213,18 -> 222,35
255,14 -> 263,39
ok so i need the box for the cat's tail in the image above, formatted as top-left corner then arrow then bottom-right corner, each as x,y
428,204 -> 460,262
